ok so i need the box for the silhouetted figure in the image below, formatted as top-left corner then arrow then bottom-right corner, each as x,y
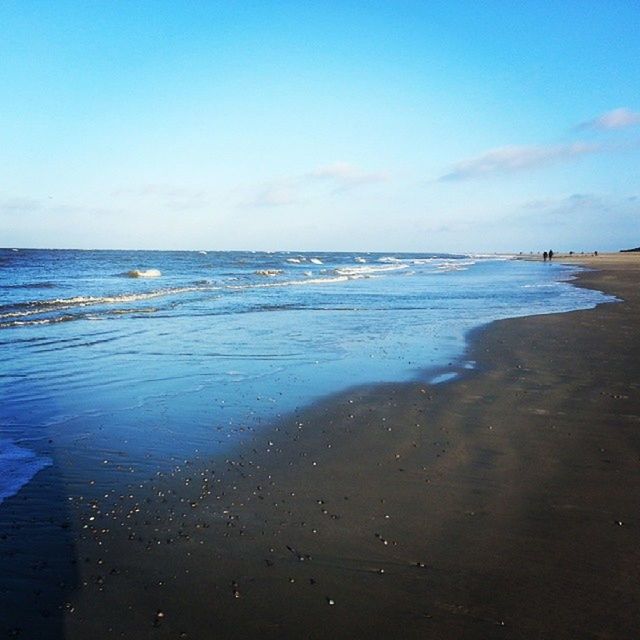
548,249 -> 554,261
594,250 -> 598,256
543,251 -> 548,262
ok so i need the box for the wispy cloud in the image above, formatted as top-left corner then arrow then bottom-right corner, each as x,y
578,107 -> 640,130
439,142 -> 601,181
520,193 -> 609,216
461,192 -> 640,252
113,184 -> 209,210
242,184 -> 299,208
0,196 -> 43,214
239,161 -> 389,207
0,195 -> 121,218
502,193 -> 639,240
308,161 -> 389,192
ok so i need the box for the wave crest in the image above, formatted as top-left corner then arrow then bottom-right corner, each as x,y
123,269 -> 162,278
335,264 -> 409,277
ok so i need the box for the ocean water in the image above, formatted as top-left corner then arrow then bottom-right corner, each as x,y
0,249 -> 615,502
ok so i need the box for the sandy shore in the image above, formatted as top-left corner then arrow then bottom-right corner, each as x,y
2,254 -> 639,639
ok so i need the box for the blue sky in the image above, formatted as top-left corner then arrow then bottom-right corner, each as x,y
1,1 -> 638,251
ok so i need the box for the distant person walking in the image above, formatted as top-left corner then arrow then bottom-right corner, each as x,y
548,249 -> 554,261
543,251 -> 548,262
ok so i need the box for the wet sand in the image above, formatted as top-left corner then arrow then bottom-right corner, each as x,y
2,254 -> 639,638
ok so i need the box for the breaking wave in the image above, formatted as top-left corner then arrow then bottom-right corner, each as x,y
123,269 -> 162,278
0,285 -> 210,321
335,264 -> 409,277
0,272 -> 370,329
255,269 -> 283,276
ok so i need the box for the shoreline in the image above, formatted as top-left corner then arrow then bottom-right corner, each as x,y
2,254 -> 639,638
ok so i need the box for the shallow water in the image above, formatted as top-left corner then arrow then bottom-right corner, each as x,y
0,249 -> 615,501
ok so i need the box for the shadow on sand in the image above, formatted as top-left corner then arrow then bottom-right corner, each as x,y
0,461 -> 79,639
0,380 -> 79,639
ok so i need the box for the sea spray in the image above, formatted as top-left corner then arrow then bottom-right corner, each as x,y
123,269 -> 162,278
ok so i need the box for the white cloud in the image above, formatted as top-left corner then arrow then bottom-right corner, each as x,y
579,107 -> 640,130
510,192 -> 639,240
239,161 -> 389,207
113,184 -> 208,211
440,142 -> 601,181
245,184 -> 299,208
0,196 -> 42,214
308,161 -> 389,191
453,193 -> 640,252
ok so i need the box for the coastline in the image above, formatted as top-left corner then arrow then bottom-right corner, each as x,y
2,254 -> 639,638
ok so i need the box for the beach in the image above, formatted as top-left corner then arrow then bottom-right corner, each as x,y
3,1 -> 638,637
2,253 -> 639,639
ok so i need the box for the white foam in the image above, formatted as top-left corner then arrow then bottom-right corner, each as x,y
292,276 -> 350,286
468,253 -> 515,260
430,372 -> 459,385
124,269 -> 162,278
354,257 -> 367,263
255,269 -> 283,277
335,264 -> 409,277
0,285 -> 212,320
309,258 -> 323,264
286,258 -> 302,263
228,275 -> 351,291
436,264 -> 468,272
434,259 -> 477,272
377,256 -> 480,269
0,440 -> 52,503
0,268 -> 372,328
0,315 -> 76,329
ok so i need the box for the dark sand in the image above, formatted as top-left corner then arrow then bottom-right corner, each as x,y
2,255 -> 639,639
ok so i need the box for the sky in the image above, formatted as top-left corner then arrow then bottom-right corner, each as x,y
0,1 -> 638,252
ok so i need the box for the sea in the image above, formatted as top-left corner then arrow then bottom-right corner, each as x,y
0,249 -> 615,503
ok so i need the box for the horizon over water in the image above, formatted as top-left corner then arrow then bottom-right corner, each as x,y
0,248 -> 615,503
